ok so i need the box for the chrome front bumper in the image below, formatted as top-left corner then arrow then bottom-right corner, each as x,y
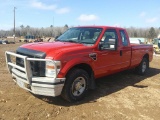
5,51 -> 65,97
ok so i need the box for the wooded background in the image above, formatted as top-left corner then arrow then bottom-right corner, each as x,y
0,24 -> 160,40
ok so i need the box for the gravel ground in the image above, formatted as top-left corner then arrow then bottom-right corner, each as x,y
0,43 -> 160,120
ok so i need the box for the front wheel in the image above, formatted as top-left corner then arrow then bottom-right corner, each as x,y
135,57 -> 149,75
61,69 -> 89,102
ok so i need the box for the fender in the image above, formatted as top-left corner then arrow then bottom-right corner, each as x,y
57,57 -> 93,78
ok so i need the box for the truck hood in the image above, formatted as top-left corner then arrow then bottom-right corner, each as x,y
21,41 -> 92,59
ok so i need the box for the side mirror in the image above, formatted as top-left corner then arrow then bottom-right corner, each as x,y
99,38 -> 117,50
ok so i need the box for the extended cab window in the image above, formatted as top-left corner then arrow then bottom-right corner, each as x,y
100,29 -> 117,50
120,30 -> 128,46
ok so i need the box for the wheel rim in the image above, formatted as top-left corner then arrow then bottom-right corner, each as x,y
142,61 -> 147,73
71,77 -> 86,96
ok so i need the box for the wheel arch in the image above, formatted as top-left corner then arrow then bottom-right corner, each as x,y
143,53 -> 149,61
135,53 -> 149,75
65,63 -> 96,89
143,53 -> 149,67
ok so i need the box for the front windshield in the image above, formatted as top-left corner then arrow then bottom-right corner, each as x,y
57,27 -> 102,44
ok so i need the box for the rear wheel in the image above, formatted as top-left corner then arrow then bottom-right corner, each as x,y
61,69 -> 89,102
135,57 -> 149,75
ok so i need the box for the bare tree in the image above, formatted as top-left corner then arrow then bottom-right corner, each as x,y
148,27 -> 157,39
1,25 -> 159,40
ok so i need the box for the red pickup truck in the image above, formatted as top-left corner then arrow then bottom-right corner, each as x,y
5,26 -> 153,102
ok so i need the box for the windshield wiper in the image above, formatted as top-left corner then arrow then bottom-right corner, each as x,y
56,40 -> 81,43
80,41 -> 93,44
65,40 -> 79,43
55,39 -> 61,41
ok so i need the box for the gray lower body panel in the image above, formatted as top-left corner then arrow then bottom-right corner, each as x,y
12,68 -> 65,97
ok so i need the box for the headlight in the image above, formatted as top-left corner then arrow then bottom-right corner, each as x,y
45,60 -> 61,77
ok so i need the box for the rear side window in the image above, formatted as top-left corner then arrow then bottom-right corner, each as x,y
120,30 -> 128,46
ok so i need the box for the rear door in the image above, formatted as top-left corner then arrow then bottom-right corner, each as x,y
118,30 -> 131,69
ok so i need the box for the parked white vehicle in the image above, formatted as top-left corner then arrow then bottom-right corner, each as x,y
130,38 -> 141,44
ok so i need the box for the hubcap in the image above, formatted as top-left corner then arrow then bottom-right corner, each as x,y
71,77 -> 86,96
142,61 -> 147,73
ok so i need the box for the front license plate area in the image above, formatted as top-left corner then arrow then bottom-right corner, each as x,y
17,80 -> 25,88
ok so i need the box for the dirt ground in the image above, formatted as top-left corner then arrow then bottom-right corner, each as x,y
0,43 -> 160,120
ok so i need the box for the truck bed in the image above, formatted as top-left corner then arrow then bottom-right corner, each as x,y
130,44 -> 153,68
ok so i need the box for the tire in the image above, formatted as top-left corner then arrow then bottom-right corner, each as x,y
61,69 -> 89,102
135,57 -> 149,75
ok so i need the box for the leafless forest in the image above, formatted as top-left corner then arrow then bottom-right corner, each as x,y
0,25 -> 160,40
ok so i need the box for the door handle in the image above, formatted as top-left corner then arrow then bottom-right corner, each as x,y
120,50 -> 122,56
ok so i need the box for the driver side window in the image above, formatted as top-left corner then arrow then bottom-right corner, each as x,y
100,29 -> 118,50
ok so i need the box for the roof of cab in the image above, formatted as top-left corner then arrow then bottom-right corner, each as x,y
73,25 -> 125,30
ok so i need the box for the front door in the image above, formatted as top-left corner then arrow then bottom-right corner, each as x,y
94,29 -> 123,77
